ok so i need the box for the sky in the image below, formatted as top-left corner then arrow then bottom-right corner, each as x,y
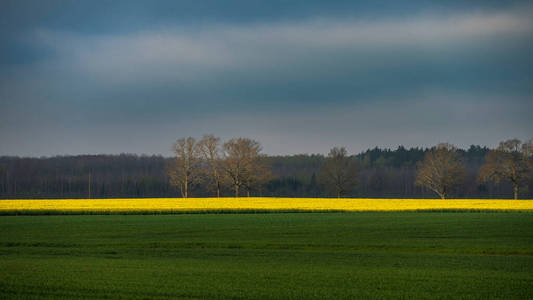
1,0 -> 532,156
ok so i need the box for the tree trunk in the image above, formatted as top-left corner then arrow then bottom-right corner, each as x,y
179,185 -> 185,198
184,178 -> 188,198
214,170 -> 220,198
235,184 -> 239,197
513,183 -> 519,200
247,190 -> 250,197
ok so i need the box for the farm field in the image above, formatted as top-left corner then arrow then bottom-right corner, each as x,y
1,197 -> 533,214
1,213 -> 532,299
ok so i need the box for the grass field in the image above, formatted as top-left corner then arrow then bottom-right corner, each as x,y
1,212 -> 532,299
1,197 -> 533,214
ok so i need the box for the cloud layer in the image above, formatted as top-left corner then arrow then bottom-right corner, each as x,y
1,2 -> 532,156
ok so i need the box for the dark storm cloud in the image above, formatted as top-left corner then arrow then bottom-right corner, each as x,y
1,1 -> 532,156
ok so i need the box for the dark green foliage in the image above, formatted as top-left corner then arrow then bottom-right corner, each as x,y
1,213 -> 532,299
0,144 -> 530,199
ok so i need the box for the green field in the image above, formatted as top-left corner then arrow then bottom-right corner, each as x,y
1,213 -> 532,299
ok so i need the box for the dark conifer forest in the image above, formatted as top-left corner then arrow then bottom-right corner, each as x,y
1,145 -> 529,199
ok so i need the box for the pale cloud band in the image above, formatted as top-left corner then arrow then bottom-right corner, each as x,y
32,8 -> 533,84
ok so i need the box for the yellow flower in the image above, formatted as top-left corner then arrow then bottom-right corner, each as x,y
0,198 -> 531,213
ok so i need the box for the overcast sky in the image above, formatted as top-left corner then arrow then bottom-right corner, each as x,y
1,0 -> 532,156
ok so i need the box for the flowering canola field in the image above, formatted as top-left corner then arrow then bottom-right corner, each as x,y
1,198 -> 532,213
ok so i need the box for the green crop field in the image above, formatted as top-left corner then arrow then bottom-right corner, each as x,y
1,213 -> 532,299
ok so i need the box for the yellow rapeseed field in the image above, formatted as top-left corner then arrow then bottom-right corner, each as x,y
0,198 -> 532,213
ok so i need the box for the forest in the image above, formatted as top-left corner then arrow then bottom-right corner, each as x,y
1,143 -> 530,199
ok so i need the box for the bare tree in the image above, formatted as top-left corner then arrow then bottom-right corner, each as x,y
198,134 -> 223,197
415,143 -> 465,199
168,137 -> 201,198
241,158 -> 272,197
479,138 -> 533,199
221,138 -> 263,197
319,147 -> 358,198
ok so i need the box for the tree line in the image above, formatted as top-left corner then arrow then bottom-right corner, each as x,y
0,137 -> 531,199
167,136 -> 533,199
167,135 -> 270,198
415,140 -> 533,200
